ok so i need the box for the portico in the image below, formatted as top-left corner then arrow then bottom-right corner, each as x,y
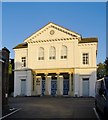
32,68 -> 74,96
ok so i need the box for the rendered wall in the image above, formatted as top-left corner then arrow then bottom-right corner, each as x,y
14,48 -> 28,70
28,40 -> 78,69
74,68 -> 97,97
14,70 -> 32,97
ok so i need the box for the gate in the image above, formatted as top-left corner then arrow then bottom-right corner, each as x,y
51,80 -> 57,96
63,79 -> 69,95
42,80 -> 45,96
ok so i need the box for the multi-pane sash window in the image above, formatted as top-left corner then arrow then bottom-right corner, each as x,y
83,53 -> 89,64
61,45 -> 67,59
21,57 -> 26,67
49,46 -> 56,60
38,47 -> 44,60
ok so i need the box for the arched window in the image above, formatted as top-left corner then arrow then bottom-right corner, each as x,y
38,47 -> 44,60
61,45 -> 67,59
49,46 -> 56,60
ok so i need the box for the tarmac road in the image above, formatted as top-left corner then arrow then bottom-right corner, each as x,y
3,96 -> 98,119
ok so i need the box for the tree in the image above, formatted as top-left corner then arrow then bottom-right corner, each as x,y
104,57 -> 108,76
8,62 -> 12,74
97,62 -> 106,79
8,62 -> 13,95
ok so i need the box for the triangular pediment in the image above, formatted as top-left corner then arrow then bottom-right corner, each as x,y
24,22 -> 81,43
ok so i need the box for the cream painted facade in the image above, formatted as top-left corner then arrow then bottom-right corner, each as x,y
13,22 -> 98,97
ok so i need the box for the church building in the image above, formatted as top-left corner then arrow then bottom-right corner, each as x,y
13,22 -> 98,97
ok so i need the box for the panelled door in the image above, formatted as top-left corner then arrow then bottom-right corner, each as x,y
63,79 -> 69,95
21,79 -> 26,96
82,78 -> 89,96
51,80 -> 57,96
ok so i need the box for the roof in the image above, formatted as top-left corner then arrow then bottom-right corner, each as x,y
2,47 -> 10,53
79,38 -> 98,43
14,37 -> 98,49
13,43 -> 28,49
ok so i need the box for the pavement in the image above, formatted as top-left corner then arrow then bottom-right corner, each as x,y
2,96 -> 98,119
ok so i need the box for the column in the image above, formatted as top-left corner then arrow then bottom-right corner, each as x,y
68,73 -> 73,96
45,74 -> 51,95
58,75 -> 63,96
56,73 -> 63,96
57,73 -> 60,95
44,74 -> 48,95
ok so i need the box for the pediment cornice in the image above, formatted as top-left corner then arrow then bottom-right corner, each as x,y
24,22 -> 81,43
28,37 -> 78,44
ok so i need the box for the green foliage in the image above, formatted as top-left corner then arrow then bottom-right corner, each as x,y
8,62 -> 12,74
97,57 -> 108,78
97,62 -> 106,78
104,57 -> 108,76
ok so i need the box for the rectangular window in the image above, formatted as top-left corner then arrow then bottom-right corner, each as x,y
61,55 -> 67,59
82,53 -> 89,65
38,57 -> 44,60
21,57 -> 26,67
49,56 -> 55,60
